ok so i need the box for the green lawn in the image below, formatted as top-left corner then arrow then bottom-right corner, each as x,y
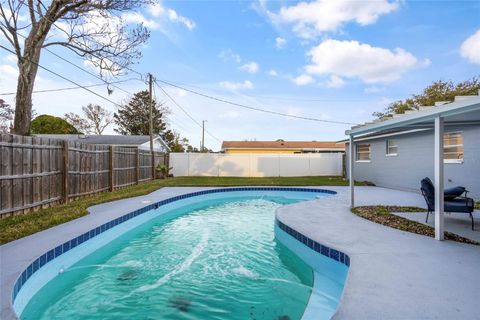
0,176 -> 356,244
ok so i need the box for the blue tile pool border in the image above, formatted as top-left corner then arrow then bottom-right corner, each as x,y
11,187 -> 336,304
276,219 -> 350,267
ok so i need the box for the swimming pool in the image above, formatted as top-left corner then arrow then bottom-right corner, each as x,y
13,188 -> 348,320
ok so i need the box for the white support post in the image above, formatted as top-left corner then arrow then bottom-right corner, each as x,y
349,135 -> 355,208
434,116 -> 445,240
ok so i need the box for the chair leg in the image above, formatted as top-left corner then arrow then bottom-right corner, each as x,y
425,211 -> 430,223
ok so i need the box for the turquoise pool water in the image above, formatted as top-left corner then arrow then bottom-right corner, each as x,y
20,191 -> 343,320
21,193 -> 331,320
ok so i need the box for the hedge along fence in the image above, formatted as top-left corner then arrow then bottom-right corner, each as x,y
0,134 -> 168,218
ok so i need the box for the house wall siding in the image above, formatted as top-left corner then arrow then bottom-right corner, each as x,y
346,125 -> 480,199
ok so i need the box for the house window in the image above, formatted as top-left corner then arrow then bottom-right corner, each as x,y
356,144 -> 371,161
386,139 -> 398,156
444,132 -> 463,163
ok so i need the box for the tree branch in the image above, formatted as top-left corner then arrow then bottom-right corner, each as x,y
27,0 -> 37,26
0,4 -> 22,57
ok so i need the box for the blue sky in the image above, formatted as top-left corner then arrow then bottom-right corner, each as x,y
0,0 -> 479,150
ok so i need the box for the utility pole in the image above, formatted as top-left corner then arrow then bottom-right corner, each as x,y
148,73 -> 155,179
201,120 -> 205,153
201,120 -> 205,152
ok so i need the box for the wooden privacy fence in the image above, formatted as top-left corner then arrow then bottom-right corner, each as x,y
0,134 -> 168,217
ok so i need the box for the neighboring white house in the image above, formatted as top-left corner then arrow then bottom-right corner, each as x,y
35,134 -> 170,152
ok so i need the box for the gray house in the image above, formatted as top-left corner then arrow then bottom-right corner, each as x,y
35,134 -> 171,153
344,94 -> 480,201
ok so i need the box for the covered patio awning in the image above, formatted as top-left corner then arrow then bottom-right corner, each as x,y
345,93 -> 480,240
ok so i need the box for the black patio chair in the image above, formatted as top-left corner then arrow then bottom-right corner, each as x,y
423,177 -> 468,199
420,177 -> 475,230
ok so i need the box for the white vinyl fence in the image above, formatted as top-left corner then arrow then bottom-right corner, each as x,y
170,153 -> 343,177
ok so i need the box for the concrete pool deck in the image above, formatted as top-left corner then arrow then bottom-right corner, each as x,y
276,186 -> 480,320
1,186 -> 479,319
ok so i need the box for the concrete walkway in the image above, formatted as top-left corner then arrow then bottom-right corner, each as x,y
276,186 -> 480,320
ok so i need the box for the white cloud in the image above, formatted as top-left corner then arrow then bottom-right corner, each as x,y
286,107 -> 303,117
325,75 -> 345,88
0,64 -> 18,77
364,86 -> 384,94
83,57 -> 122,77
174,88 -> 188,97
0,64 -> 18,90
292,74 -> 315,86
3,54 -> 17,64
1,8 -> 29,24
122,12 -> 160,30
147,2 -> 195,30
268,69 -> 278,76
460,29 -> 480,64
219,110 -> 241,119
305,39 -> 426,83
219,80 -> 254,91
275,37 -> 287,49
166,8 -> 196,30
219,49 -> 242,63
239,61 -> 259,74
149,3 -> 166,16
266,0 -> 399,39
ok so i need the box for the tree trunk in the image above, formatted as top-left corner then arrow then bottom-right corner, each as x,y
13,27 -> 44,136
13,60 -> 39,135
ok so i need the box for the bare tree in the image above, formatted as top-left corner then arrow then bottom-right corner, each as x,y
0,0 -> 151,135
65,103 -> 112,135
0,99 -> 14,132
64,112 -> 90,133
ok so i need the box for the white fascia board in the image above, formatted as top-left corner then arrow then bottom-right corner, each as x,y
346,97 -> 480,136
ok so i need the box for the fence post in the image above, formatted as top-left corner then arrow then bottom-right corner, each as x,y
109,145 -> 114,191
151,151 -> 155,180
62,141 -> 69,203
136,148 -> 140,185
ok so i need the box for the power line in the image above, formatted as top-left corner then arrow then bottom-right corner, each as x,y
0,45 -> 122,107
0,79 -> 135,96
154,80 -> 222,143
156,79 -> 357,125
154,78 -> 371,103
40,46 -> 139,96
168,118 -> 189,132
157,83 -> 222,143
152,79 -> 211,141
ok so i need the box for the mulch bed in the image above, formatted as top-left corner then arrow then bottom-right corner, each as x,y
352,206 -> 478,245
